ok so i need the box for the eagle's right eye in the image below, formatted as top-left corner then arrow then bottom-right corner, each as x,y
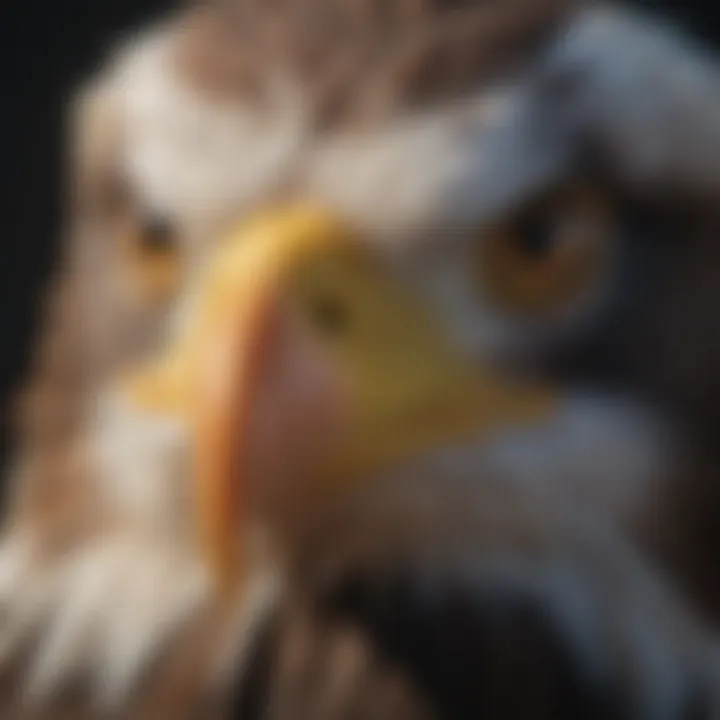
122,211 -> 182,304
139,214 -> 176,254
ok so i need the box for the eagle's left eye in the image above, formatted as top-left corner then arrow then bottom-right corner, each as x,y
475,184 -> 617,318
122,211 -> 182,304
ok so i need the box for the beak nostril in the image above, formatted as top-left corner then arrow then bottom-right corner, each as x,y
307,293 -> 351,337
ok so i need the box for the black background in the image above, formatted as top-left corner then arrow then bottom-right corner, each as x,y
0,0 -> 717,464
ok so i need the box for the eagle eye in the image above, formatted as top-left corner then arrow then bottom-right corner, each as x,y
122,210 -> 182,303
475,183 -> 617,318
513,211 -> 557,259
139,214 -> 176,254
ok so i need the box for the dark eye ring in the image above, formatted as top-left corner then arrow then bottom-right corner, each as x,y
514,212 -> 557,259
140,214 -> 175,253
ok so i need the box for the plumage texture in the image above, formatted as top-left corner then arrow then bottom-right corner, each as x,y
178,0 -> 575,126
4,0 -> 720,717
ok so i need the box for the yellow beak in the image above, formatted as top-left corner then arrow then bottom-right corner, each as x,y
122,208 -> 356,593
120,206 -> 556,596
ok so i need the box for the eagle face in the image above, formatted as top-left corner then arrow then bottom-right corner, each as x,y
4,0 -> 720,717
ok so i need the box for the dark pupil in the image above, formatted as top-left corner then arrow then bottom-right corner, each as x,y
515,213 -> 556,258
309,294 -> 349,336
141,215 -> 175,253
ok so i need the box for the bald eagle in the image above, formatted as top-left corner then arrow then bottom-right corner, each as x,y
3,1 -> 720,717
